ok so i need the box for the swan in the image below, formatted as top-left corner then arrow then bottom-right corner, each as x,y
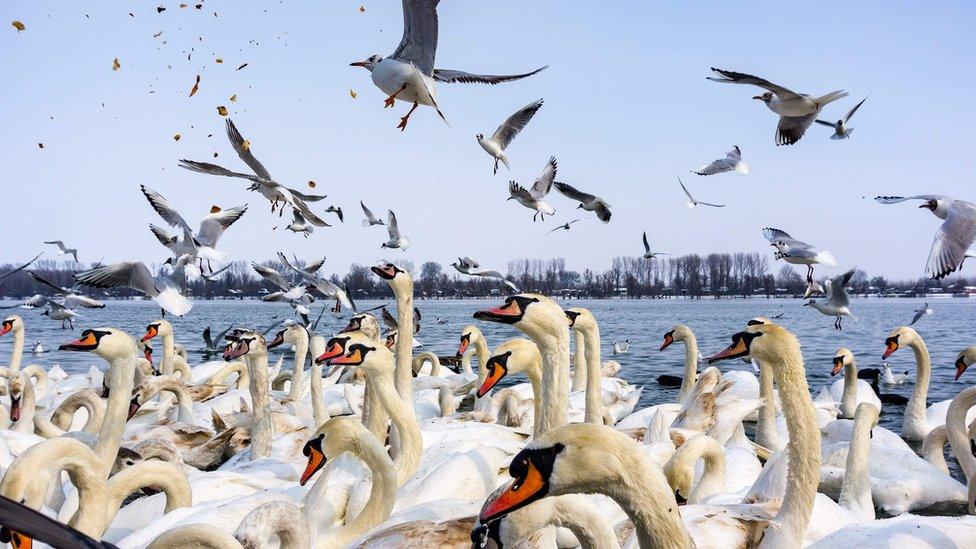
222,331 -> 275,460
474,294 -> 571,433
5,373 -> 37,434
477,338 -> 544,435
266,322 -> 310,407
455,325 -> 489,389
946,385 -> 976,514
955,346 -> 976,381
825,348 -> 882,418
0,315 -> 42,379
883,327 -> 976,441
571,325 -> 587,392
140,320 -> 190,377
659,324 -> 700,401
566,307 -> 635,425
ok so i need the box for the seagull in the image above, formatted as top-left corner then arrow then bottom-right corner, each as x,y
804,268 -> 856,330
252,262 -> 315,324
909,302 -> 933,326
141,184 -> 248,272
276,209 -> 314,238
547,219 -> 581,234
32,341 -> 43,354
325,205 -> 344,223
381,210 -> 410,250
762,227 -> 837,282
815,96 -> 868,139
508,156 -> 557,222
361,201 -> 385,227
44,241 -> 79,263
803,278 -> 825,300
350,0 -> 547,131
611,340 -> 629,355
477,98 -> 543,174
276,252 -> 355,313
74,256 -> 193,316
882,362 -> 910,385
450,257 -> 519,291
435,317 -> 448,325
179,119 -> 328,225
707,68 -> 848,146
693,145 -> 750,176
553,182 -> 612,223
0,253 -> 43,283
27,271 -> 105,309
874,195 -> 976,279
380,306 -> 423,348
30,297 -> 80,329
202,324 -> 234,355
642,232 -> 670,260
678,176 -> 725,209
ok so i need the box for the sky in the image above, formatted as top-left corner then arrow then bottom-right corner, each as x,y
2,2 -> 975,281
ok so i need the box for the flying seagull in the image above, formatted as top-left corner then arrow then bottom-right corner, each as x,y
27,271 -> 105,309
547,219 -> 581,235
275,208 -> 314,238
815,96 -> 868,139
909,302 -> 933,326
349,0 -> 547,131
179,119 -> 328,226
141,184 -> 247,272
252,262 -> 315,324
642,232 -> 670,260
804,268 -> 857,330
30,296 -> 81,330
325,205 -> 344,223
678,176 -> 725,208
707,68 -> 847,146
508,156 -> 557,222
276,252 -> 355,313
361,201 -> 385,227
477,98 -> 543,174
553,182 -> 612,223
762,227 -> 837,283
874,195 -> 976,280
381,210 -> 410,250
44,241 -> 79,263
450,256 -> 519,291
75,256 -> 193,317
693,145 -> 750,176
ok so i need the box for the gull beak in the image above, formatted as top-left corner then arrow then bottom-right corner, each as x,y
752,95 -> 764,100
956,356 -> 969,381
349,60 -> 369,67
831,357 -> 844,376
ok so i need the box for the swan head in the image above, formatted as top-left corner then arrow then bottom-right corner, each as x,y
349,54 -> 382,71
111,447 -> 143,476
223,331 -> 267,361
59,328 -> 136,360
0,315 -> 23,337
457,325 -> 483,357
475,295 -> 566,341
136,339 -> 155,370
267,322 -> 308,350
660,324 -> 692,351
955,346 -> 976,381
325,342 -> 393,379
340,314 -> 381,341
140,319 -> 173,343
882,326 -> 919,360
7,375 -> 24,423
564,307 -> 595,332
832,348 -> 854,376
372,261 -> 410,283
478,339 -> 540,398
707,323 -> 796,364
300,416 -> 371,486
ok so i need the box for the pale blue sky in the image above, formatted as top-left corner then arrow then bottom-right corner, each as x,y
2,2 -> 975,280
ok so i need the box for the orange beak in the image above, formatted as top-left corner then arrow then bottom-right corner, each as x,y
660,332 -> 674,351
141,325 -> 159,342
706,338 -> 749,363
9,530 -> 31,549
300,446 -> 326,486
479,460 -> 547,523
385,335 -> 395,349
473,303 -> 521,324
143,346 -> 153,366
831,357 -> 844,376
58,332 -> 98,351
456,336 -> 470,358
315,342 -> 345,365
882,338 -> 899,360
127,396 -> 141,421
477,363 -> 507,398
0,323 -> 11,337
328,348 -> 363,366
956,356 -> 969,381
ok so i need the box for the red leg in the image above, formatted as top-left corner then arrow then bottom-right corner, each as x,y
397,102 -> 419,131
385,83 -> 408,108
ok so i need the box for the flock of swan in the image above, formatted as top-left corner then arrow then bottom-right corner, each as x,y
1,266 -> 976,548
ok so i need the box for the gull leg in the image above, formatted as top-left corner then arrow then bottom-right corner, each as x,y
207,259 -> 213,274
493,158 -> 499,175
806,265 -> 814,284
385,83 -> 408,108
69,318 -> 74,330
397,102 -> 419,131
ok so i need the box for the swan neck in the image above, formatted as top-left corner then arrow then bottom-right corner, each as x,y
372,369 -> 421,483
473,332 -> 489,384
571,334 -> 586,392
246,353 -> 273,460
161,332 -> 175,375
550,495 -> 620,549
946,386 -> 976,481
97,356 -> 136,474
392,283 -> 414,405
289,335 -> 308,402
524,324 -> 569,434
755,360 -> 782,451
321,435 -> 397,548
679,333 -> 698,402
905,338 -> 932,429
580,325 -> 604,425
309,337 -> 328,426
609,447 -> 692,548
841,361 -> 857,418
838,407 -> 876,521
107,460 -> 191,517
9,327 -> 24,372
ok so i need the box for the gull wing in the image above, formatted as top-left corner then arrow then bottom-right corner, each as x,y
391,0 -> 441,76
873,195 -> 946,205
225,119 -> 272,180
178,159 -> 261,183
530,157 -> 557,199
926,201 -> 976,279
197,205 -> 248,247
762,227 -> 807,248
433,65 -> 547,85
251,263 -> 292,292
642,231 -> 651,254
826,268 -> 856,308
387,210 -> 402,240
0,252 -> 42,282
508,181 -> 534,203
361,201 -> 380,223
74,261 -> 158,297
776,112 -> 817,146
845,96 -> 868,122
203,326 -> 215,350
553,182 -> 595,204
28,271 -> 70,295
814,119 -> 835,127
726,145 -> 742,160
382,307 -> 399,330
706,68 -> 802,100
140,185 -> 193,235
694,158 -> 734,176
490,99 -> 543,149
677,176 -> 695,201
303,257 -> 326,274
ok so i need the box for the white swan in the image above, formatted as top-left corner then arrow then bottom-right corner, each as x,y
140,320 -> 190,377
659,324 -> 700,402
222,331 -> 274,460
826,348 -> 882,418
883,327 -> 976,441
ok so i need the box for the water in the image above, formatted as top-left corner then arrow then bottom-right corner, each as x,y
3,297 -> 974,479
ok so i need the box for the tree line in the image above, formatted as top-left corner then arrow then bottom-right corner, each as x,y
1,254 -> 973,302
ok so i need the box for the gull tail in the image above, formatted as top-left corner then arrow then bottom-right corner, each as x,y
196,246 -> 229,264
816,251 -> 838,267
735,161 -> 751,176
155,289 -> 193,317
816,90 -> 848,107
831,128 -> 852,140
